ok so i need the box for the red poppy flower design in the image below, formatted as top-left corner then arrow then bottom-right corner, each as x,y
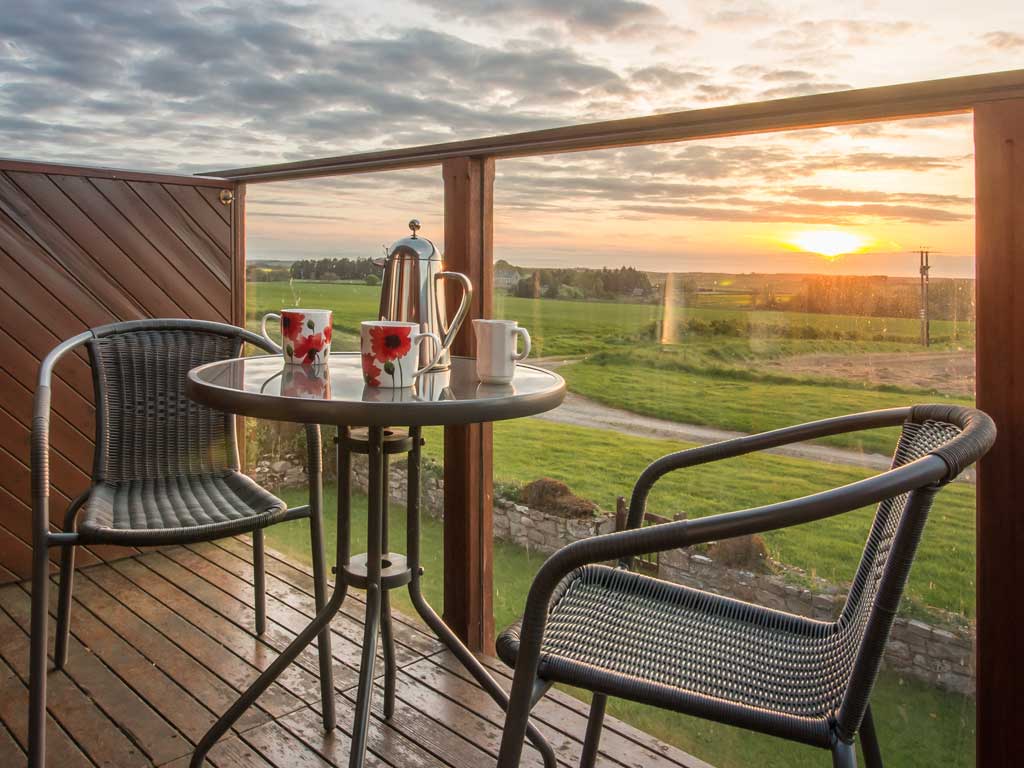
370,325 -> 412,362
362,353 -> 381,386
281,312 -> 305,341
324,324 -> 332,344
293,332 -> 324,365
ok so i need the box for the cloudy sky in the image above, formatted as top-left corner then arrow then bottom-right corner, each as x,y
2,1 -> 1022,276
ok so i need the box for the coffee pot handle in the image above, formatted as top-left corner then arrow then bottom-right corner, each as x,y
435,271 -> 473,350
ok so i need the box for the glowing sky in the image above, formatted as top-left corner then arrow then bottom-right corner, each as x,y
3,1 -> 1022,276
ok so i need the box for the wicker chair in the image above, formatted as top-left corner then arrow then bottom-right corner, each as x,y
495,405 -> 995,768
28,319 -> 335,768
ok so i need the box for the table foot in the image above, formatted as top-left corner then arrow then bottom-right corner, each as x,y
349,586 -> 381,767
190,582 -> 348,768
381,591 -> 397,720
407,583 -> 557,768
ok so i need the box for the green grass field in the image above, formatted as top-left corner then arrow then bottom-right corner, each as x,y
266,486 -> 975,768
561,359 -> 973,455
421,419 -> 976,619
247,281 -> 974,358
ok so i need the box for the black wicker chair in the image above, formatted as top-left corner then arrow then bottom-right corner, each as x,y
495,405 -> 995,768
28,319 -> 336,768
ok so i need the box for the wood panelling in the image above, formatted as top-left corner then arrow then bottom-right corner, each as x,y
974,98 -> 1024,767
0,159 -> 239,582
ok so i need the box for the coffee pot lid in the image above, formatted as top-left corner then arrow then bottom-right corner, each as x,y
387,219 -> 440,261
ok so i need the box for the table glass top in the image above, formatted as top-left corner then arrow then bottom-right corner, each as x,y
187,354 -> 565,426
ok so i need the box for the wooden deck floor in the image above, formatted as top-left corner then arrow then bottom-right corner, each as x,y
0,538 -> 709,768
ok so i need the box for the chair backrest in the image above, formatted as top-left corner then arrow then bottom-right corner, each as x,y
87,321 -> 258,483
833,409 -> 976,740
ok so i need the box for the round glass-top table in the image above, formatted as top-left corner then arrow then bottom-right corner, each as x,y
187,353 -> 565,427
186,353 -> 564,768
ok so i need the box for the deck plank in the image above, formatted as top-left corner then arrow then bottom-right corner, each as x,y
0,539 -> 707,768
0,655 -> 91,768
0,607 -> 144,767
143,550 -> 361,691
0,585 -> 188,766
72,569 -> 270,732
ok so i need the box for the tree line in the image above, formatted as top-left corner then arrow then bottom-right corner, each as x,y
288,258 -> 380,282
789,275 -> 974,322
513,266 -> 654,300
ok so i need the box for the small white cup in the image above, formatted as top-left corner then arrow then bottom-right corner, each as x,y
473,319 -> 531,384
360,321 -> 442,388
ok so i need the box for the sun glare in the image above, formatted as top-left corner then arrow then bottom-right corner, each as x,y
787,230 -> 869,259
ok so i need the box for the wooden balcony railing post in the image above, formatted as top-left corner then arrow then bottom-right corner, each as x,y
974,98 -> 1024,767
441,155 -> 495,652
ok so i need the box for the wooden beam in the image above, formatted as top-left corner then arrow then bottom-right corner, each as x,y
974,98 -> 1024,767
206,69 -> 1024,183
441,156 -> 495,653
0,157 -> 232,187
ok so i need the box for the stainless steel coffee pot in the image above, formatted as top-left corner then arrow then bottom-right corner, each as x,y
377,220 -> 472,370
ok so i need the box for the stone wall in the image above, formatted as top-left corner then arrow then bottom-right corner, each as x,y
264,455 -> 975,696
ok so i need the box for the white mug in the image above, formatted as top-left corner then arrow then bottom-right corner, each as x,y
360,321 -> 443,388
473,319 -> 531,384
261,308 -> 332,365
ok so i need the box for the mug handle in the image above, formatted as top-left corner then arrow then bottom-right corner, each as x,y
260,312 -> 281,350
412,331 -> 444,378
513,327 -> 531,361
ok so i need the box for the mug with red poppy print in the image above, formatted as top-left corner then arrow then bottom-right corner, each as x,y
261,309 -> 333,366
360,321 -> 443,388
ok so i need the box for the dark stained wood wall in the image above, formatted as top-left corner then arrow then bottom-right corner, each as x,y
0,159 -> 242,582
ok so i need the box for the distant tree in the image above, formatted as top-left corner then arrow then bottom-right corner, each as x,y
364,274 -> 381,286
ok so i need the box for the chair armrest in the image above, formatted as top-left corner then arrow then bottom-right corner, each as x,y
32,332 -> 94,549
620,407 -> 913,567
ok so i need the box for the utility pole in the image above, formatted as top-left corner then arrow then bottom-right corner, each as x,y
919,247 -> 931,347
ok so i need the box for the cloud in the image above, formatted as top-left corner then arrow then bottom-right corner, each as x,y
755,18 -> 914,54
623,200 -> 970,224
410,0 -> 666,37
0,0 -> 641,171
982,30 -> 1024,49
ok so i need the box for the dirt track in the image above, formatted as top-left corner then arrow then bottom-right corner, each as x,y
757,350 -> 974,397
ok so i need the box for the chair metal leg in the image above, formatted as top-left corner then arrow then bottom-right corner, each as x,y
308,474 -> 336,731
28,529 -> 50,768
253,527 -> 266,635
579,694 -> 607,768
53,492 -> 87,671
53,543 -> 75,670
381,591 -> 397,720
859,705 -> 883,768
832,740 -> 858,768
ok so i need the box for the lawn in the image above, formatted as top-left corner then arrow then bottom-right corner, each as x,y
421,419 -> 976,619
560,358 -> 974,456
247,281 -> 973,359
266,485 -> 976,768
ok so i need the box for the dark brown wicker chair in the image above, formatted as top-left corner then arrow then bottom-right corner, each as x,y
28,319 -> 335,768
495,405 -> 995,768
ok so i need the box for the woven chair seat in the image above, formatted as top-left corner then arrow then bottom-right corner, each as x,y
498,564 -> 853,747
77,471 -> 288,546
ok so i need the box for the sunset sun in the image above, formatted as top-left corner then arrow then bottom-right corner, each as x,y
787,230 -> 869,259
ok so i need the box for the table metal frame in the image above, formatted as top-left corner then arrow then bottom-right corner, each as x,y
190,419 -> 558,768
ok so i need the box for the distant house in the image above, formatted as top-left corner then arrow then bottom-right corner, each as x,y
495,267 -> 522,289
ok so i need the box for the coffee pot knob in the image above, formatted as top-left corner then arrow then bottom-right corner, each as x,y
408,219 -> 421,237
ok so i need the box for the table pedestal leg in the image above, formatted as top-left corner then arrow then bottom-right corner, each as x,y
404,427 -> 557,768
347,426 -> 385,768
